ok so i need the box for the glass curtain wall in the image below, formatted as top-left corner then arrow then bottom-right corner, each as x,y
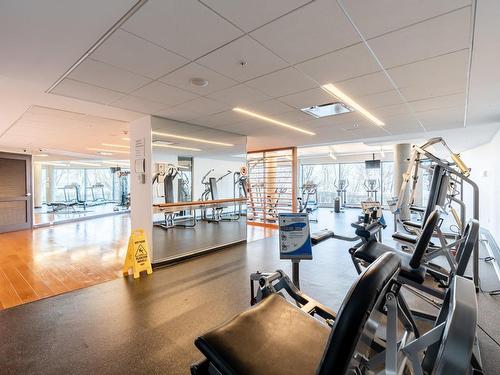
301,161 -> 394,207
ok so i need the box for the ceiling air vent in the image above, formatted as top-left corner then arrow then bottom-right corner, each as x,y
301,102 -> 353,118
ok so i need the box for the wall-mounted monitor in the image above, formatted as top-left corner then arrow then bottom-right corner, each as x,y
365,159 -> 381,169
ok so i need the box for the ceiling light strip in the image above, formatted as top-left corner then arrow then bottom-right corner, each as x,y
152,144 -> 201,151
101,143 -> 130,149
87,148 -> 130,155
152,131 -> 233,146
46,0 -> 149,93
232,108 -> 316,135
321,84 -> 385,126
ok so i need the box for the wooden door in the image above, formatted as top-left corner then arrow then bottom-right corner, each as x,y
0,152 -> 32,233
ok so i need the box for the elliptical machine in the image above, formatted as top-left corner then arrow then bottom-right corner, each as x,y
297,183 -> 318,222
364,179 -> 380,202
334,178 -> 349,213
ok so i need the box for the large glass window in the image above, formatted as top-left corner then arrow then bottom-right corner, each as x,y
301,161 -> 395,207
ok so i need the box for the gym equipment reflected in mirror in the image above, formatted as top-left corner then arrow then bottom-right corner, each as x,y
151,116 -> 247,264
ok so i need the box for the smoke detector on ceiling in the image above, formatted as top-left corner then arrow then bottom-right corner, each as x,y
190,78 -> 208,87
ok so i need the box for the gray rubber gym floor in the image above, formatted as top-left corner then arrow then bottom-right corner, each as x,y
1,213 -> 499,374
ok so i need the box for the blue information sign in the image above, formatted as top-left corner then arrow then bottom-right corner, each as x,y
279,213 -> 313,260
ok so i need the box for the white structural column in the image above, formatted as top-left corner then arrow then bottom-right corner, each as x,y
129,116 -> 154,256
33,162 -> 43,208
393,143 -> 412,221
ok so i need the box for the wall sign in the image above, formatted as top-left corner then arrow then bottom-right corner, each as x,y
279,213 -> 312,260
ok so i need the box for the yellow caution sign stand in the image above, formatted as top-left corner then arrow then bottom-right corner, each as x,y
123,229 -> 153,279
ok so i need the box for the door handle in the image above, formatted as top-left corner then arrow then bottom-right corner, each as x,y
25,193 -> 32,197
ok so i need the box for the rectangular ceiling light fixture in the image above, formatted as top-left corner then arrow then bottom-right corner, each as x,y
321,84 -> 385,126
152,131 -> 233,147
87,148 -> 130,155
233,107 -> 315,135
101,143 -> 130,149
301,102 -> 353,118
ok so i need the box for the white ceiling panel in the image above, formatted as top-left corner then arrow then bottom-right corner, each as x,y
373,103 -> 412,118
400,84 -> 466,102
408,93 -> 466,113
387,49 -> 469,92
191,110 -> 247,128
67,58 -> 151,93
296,43 -> 380,84
274,110 -> 315,124
357,90 -> 405,110
200,0 -> 312,32
367,7 -> 471,68
341,0 -> 471,39
335,71 -> 395,97
277,87 -> 334,109
154,106 -> 201,123
245,67 -> 317,97
110,95 -> 167,114
91,29 -> 188,79
130,81 -> 198,106
237,99 -> 295,116
197,36 -> 288,82
51,79 -> 124,105
250,0 -> 360,64
416,107 -> 464,129
207,84 -> 270,106
159,62 -> 237,95
121,0 -> 242,60
172,97 -> 231,117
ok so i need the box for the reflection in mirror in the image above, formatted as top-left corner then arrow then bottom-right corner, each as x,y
151,116 -> 247,264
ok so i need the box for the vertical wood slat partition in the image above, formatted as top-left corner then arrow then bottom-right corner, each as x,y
247,147 -> 297,227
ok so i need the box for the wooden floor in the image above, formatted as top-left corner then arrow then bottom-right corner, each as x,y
0,214 -> 131,310
0,214 -> 276,310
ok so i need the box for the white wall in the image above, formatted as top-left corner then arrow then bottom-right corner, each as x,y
129,116 -> 153,253
461,127 -> 500,241
193,157 -> 245,200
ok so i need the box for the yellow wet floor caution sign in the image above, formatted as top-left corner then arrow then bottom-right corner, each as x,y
123,229 -> 153,279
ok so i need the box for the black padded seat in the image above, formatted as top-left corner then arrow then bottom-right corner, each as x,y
410,205 -> 426,213
195,293 -> 330,375
392,231 -> 418,244
354,241 -> 426,284
403,220 -> 423,229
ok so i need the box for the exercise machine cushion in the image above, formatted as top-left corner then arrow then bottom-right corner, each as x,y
402,220 -> 423,229
410,205 -> 426,213
311,229 -> 334,245
354,241 -> 426,284
194,293 -> 330,375
392,232 -> 418,244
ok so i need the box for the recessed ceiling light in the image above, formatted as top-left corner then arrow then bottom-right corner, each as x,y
321,84 -> 385,126
37,154 -> 49,157
122,137 -> 130,141
98,152 -> 113,156
152,131 -> 233,147
232,107 -> 315,135
190,78 -> 208,87
88,148 -> 129,155
101,143 -> 130,149
152,143 -> 201,151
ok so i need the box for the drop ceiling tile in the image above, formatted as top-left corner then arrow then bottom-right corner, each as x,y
121,0 -> 242,60
110,95 -> 166,114
131,81 -> 198,106
409,93 -> 465,113
200,0 -> 311,32
91,29 -> 188,79
251,0 -> 360,64
278,87 -> 334,109
374,103 -> 411,117
416,107 -> 464,129
197,36 -> 288,82
357,90 -> 405,109
173,97 -> 231,117
207,84 -> 270,106
51,79 -> 124,104
159,62 -> 237,94
341,0 -> 471,39
67,58 -> 151,93
335,71 -> 394,97
245,67 -> 317,97
296,43 -> 380,84
191,110 -> 246,127
368,7 -> 471,68
239,99 -> 295,116
275,110 -> 314,123
154,106 -> 201,122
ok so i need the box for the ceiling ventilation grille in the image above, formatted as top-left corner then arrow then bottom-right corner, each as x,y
301,102 -> 353,118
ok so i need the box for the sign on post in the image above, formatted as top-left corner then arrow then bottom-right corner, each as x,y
123,229 -> 153,279
279,213 -> 312,260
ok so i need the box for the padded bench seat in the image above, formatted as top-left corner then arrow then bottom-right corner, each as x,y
354,241 -> 426,284
403,220 -> 423,229
392,232 -> 418,244
195,294 -> 330,375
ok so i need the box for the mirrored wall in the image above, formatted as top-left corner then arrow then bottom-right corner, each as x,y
151,116 -> 247,264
